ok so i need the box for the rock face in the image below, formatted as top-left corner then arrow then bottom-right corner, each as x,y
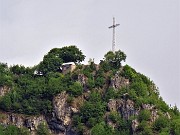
150,109 -> 158,123
78,74 -> 88,91
107,101 -> 161,133
142,104 -> 159,123
110,73 -> 129,90
53,91 -> 71,126
49,91 -> 77,135
0,86 -> 11,97
0,111 -> 46,135
131,119 -> 139,133
108,99 -> 138,120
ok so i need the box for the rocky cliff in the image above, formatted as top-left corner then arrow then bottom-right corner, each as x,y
0,111 -> 46,135
0,57 -> 179,135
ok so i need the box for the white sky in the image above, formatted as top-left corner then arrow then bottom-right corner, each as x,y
0,0 -> 180,108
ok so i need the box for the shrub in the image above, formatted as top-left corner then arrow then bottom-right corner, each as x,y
68,82 -> 83,97
36,123 -> 50,135
138,110 -> 151,122
153,115 -> 169,131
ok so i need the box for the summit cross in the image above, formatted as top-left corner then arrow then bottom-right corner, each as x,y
108,17 -> 120,52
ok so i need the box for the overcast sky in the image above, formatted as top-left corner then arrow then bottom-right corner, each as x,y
0,0 -> 179,108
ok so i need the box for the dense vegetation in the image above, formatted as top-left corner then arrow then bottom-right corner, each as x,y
0,46 -> 179,135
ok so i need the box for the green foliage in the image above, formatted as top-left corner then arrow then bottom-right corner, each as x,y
99,60 -> 111,72
0,72 -> 69,115
138,110 -> 151,122
104,50 -> 126,69
10,65 -> 26,75
0,94 -> 12,110
91,122 -> 114,135
82,65 -> 93,78
104,87 -> 117,101
89,91 -> 102,103
68,82 -> 83,97
0,63 -> 13,87
109,111 -> 121,123
0,125 -> 30,135
170,116 -> 180,135
46,73 -> 66,97
38,46 -> 85,75
0,47 -> 179,135
137,121 -> 153,135
72,115 -> 85,134
121,65 -> 137,81
156,97 -> 169,112
130,81 -> 148,96
38,53 -> 63,75
153,115 -> 170,132
80,101 -> 106,124
87,78 -> 95,90
54,46 -> 85,63
95,76 -> 105,88
36,123 -> 50,135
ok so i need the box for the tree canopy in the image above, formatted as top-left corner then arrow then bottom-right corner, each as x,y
38,45 -> 85,74
103,50 -> 126,69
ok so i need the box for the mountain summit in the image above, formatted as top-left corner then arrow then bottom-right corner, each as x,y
0,46 -> 179,135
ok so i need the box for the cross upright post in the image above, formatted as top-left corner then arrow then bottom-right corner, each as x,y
108,17 -> 120,53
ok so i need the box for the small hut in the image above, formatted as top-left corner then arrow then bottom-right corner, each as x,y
61,62 -> 76,74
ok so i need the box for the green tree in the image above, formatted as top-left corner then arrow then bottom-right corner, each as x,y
10,65 -> 26,75
57,46 -> 85,63
48,46 -> 85,63
38,46 -> 85,75
104,50 -> 126,69
38,53 -> 63,75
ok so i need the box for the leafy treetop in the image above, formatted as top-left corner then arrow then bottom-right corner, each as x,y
38,46 -> 85,75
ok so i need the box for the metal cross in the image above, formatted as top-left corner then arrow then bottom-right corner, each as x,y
109,17 -> 120,52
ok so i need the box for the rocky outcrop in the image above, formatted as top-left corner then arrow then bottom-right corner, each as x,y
108,99 -> 117,112
0,111 -> 46,134
142,104 -> 159,123
132,119 -> 139,133
150,109 -> 159,123
0,86 -> 11,97
53,91 -> 72,126
78,74 -> 88,90
142,104 -> 155,110
108,99 -> 139,120
49,91 -> 78,135
117,99 -> 139,120
110,73 -> 129,90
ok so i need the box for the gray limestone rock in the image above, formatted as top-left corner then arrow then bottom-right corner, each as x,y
110,73 -> 129,90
